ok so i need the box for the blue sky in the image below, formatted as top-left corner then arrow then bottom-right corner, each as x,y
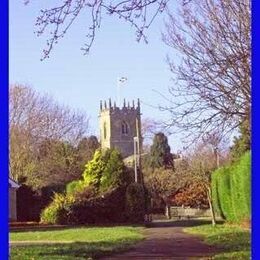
9,1 -> 184,151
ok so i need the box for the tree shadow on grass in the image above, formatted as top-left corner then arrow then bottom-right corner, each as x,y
207,230 -> 251,253
11,240 -> 139,260
147,219 -> 224,228
11,223 -> 144,233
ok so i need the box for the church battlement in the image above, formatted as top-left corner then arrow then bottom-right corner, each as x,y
99,98 -> 142,158
99,98 -> 140,114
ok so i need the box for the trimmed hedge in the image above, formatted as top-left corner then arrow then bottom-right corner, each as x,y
211,172 -> 222,217
211,152 -> 251,223
230,152 -> 251,221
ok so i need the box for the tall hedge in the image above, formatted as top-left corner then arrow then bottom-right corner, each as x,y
230,152 -> 251,221
211,152 -> 251,223
211,171 -> 222,217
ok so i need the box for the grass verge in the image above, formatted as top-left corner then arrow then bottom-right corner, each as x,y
10,226 -> 144,259
184,224 -> 251,259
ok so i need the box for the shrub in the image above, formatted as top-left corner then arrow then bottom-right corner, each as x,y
82,149 -> 105,188
67,186 -> 127,224
66,180 -> 84,195
125,183 -> 146,222
40,193 -> 75,224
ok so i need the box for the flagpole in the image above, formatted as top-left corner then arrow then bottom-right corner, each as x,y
117,77 -> 120,107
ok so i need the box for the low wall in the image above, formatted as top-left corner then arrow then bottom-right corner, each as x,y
170,207 -> 211,218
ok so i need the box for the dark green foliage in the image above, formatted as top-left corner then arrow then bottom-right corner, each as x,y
17,183 -> 65,222
216,167 -> 235,221
125,183 -> 146,222
230,152 -> 251,221
211,172 -> 222,217
230,119 -> 251,161
100,149 -> 129,192
211,152 -> 251,223
149,132 -> 173,169
67,187 -> 127,224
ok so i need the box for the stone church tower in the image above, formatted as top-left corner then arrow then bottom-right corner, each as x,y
99,98 -> 142,158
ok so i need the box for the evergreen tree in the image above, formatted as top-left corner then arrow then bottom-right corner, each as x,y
149,132 -> 173,169
230,118 -> 251,161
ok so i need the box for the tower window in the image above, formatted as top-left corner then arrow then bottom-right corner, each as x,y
104,122 -> 107,139
122,121 -> 129,134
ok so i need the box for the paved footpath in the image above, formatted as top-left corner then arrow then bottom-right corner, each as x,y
102,221 -> 219,260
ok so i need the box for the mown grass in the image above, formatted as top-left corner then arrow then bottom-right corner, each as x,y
10,226 -> 144,259
184,224 -> 251,259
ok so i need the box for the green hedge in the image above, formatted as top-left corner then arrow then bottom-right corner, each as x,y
211,152 -> 251,223
211,171 -> 222,217
230,152 -> 251,221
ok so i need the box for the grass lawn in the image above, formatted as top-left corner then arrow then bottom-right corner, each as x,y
184,224 -> 251,259
10,226 -> 144,259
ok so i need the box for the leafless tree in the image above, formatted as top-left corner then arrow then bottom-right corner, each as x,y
161,0 -> 251,144
9,84 -> 89,186
10,84 -> 89,145
25,0 -> 169,60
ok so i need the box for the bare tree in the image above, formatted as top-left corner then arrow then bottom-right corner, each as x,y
161,0 -> 251,144
10,84 -> 89,145
24,0 -> 169,60
9,84 -> 90,187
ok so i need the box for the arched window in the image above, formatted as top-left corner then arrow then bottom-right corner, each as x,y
121,121 -> 129,134
103,122 -> 107,139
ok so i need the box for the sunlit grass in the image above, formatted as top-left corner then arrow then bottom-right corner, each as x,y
10,226 -> 144,259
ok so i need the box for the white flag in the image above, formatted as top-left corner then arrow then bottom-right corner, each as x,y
118,77 -> 127,84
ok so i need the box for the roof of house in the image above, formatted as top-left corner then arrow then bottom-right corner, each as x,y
9,177 -> 20,189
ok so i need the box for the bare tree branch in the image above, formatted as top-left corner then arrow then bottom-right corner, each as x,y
161,0 -> 251,144
25,0 -> 170,60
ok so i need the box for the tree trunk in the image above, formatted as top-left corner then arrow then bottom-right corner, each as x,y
207,186 -> 216,226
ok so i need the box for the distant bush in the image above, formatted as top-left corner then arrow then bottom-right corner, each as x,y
211,152 -> 251,223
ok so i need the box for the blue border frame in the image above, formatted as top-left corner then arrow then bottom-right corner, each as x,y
0,1 -> 256,259
0,0 -> 9,258
252,1 -> 259,259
